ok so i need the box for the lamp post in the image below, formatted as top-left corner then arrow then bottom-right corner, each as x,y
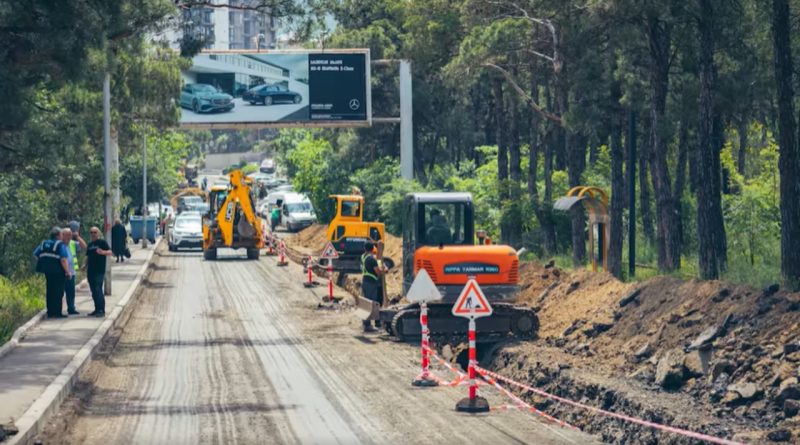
142,129 -> 148,248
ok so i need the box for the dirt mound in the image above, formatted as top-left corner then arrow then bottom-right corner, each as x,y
284,224 -> 404,297
509,261 -> 800,441
288,224 -> 329,254
532,269 -> 632,339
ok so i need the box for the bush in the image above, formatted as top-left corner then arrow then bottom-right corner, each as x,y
240,163 -> 258,175
350,157 -> 400,222
0,276 -> 44,344
285,134 -> 349,222
0,174 -> 54,277
378,177 -> 428,234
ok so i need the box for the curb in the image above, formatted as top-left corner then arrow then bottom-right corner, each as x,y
7,239 -> 161,445
0,310 -> 47,361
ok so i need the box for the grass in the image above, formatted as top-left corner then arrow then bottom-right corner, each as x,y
0,275 -> 45,345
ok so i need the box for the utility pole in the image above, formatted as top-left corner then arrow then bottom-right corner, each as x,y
142,129 -> 148,248
627,110 -> 637,278
103,72 -> 113,295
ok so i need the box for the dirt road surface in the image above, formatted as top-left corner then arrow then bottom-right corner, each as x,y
37,246 -> 600,444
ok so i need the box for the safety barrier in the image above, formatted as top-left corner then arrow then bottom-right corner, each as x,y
421,345 -> 743,444
303,255 -> 317,288
276,239 -> 288,266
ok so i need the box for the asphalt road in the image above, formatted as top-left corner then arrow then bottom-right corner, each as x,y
38,246 -> 601,445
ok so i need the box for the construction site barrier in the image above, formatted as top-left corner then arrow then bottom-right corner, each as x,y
276,240 -> 288,266
327,260 -> 334,302
422,345 -> 743,445
303,255 -> 317,288
412,302 -> 438,387
473,365 -> 745,445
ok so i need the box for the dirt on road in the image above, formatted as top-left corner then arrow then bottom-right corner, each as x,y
36,245 -> 598,445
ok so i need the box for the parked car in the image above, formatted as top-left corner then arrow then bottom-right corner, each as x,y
264,177 -> 288,190
168,213 -> 203,251
243,84 -> 302,106
180,84 -> 235,113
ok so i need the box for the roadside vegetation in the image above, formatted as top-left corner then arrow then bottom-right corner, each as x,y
268,0 -> 796,291
0,276 -> 44,345
1,0 -> 800,337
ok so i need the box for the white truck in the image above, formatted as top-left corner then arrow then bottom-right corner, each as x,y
266,191 -> 316,232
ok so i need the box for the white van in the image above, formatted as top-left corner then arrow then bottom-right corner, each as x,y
267,191 -> 316,232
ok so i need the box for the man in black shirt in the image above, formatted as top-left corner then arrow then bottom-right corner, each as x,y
360,242 -> 383,333
86,226 -> 113,317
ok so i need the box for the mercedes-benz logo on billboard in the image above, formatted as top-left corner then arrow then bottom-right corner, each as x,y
349,99 -> 360,110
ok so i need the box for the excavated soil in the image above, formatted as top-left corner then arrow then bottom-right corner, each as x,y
510,269 -> 800,443
284,228 -> 800,442
284,224 -> 404,298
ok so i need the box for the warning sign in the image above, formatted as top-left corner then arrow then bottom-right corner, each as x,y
320,241 -> 339,259
451,279 -> 493,319
406,269 -> 442,303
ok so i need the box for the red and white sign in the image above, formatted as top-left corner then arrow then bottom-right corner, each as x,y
320,241 -> 339,259
451,279 -> 493,319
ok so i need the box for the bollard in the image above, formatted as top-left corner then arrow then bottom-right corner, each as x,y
412,302 -> 438,387
303,255 -> 315,288
327,260 -> 334,302
276,240 -> 288,266
455,317 -> 489,413
267,233 -> 275,255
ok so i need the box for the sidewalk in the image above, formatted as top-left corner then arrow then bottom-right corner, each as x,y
0,242 -> 155,428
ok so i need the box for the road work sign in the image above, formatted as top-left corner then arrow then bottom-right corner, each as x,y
320,241 -> 339,259
452,279 -> 493,319
406,269 -> 442,303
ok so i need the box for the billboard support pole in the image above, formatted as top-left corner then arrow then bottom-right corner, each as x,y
399,60 -> 413,180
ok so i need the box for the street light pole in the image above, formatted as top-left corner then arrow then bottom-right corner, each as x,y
142,129 -> 148,248
103,72 -> 113,295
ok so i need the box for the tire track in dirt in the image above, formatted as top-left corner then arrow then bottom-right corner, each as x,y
39,246 -> 600,444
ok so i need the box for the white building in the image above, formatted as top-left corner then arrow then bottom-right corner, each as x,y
160,0 -> 278,51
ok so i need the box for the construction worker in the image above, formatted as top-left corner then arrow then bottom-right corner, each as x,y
270,204 -> 281,232
361,242 -> 383,333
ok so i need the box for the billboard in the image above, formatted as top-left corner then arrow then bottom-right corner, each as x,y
179,50 -> 371,128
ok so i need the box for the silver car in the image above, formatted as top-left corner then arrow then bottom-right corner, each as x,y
168,214 -> 203,251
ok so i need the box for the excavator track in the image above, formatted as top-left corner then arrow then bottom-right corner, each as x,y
383,303 -> 538,344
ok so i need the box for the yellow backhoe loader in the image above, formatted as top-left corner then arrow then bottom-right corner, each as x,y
202,170 -> 264,260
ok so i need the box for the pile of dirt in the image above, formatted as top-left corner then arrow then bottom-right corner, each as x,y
508,262 -> 800,442
287,224 -> 328,254
284,224 -> 404,298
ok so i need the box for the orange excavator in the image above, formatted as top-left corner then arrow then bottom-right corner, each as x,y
377,192 -> 538,342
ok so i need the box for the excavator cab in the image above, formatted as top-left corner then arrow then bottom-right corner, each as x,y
401,193 -> 518,302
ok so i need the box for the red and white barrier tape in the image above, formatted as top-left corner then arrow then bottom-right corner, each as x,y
476,367 -> 577,429
474,366 -> 745,445
424,346 -> 466,387
424,346 -> 572,426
